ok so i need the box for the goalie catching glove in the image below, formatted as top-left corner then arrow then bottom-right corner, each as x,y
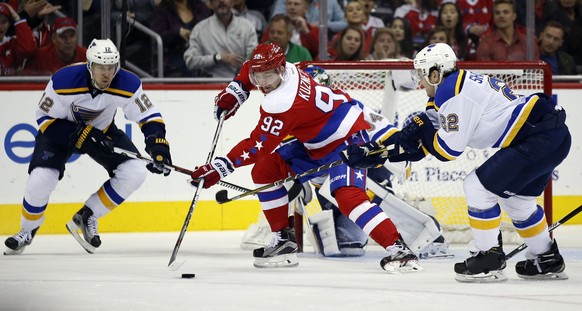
71,123 -> 114,155
190,157 -> 234,189
145,135 -> 172,176
214,81 -> 249,121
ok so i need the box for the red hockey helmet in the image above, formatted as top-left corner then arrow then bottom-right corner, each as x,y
248,43 -> 287,93
249,43 -> 286,73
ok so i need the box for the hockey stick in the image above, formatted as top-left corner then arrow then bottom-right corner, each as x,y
112,147 -> 250,193
505,204 -> 582,260
168,111 -> 226,270
215,160 -> 343,204
215,146 -> 391,204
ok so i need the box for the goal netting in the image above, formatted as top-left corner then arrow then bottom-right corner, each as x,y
295,60 -> 553,244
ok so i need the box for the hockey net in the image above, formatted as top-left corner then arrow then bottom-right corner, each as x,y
295,60 -> 553,245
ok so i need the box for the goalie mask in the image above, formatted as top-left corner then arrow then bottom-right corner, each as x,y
248,43 -> 286,94
413,43 -> 457,87
304,65 -> 331,87
86,38 -> 120,90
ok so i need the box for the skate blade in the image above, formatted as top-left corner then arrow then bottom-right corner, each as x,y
253,254 -> 299,268
3,247 -> 25,256
66,220 -> 96,254
455,270 -> 508,283
383,259 -> 423,274
517,271 -> 569,281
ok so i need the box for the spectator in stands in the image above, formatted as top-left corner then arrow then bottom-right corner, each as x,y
456,0 -> 494,48
233,0 -> 266,38
515,0 -> 554,36
390,17 -> 414,58
476,0 -> 539,61
436,1 -> 469,60
19,0 -> 61,48
183,0 -> 257,78
545,0 -> 582,73
23,17 -> 87,76
266,14 -> 312,63
366,27 -> 400,60
330,1 -> 372,56
271,0 -> 347,35
358,0 -> 385,31
423,25 -> 449,46
329,26 -> 365,60
394,0 -> 438,44
152,0 -> 213,77
261,0 -> 319,59
539,21 -> 576,75
0,2 -> 35,75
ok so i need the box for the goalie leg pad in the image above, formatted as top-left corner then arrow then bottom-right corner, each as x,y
367,178 -> 445,256
309,210 -> 341,257
335,214 -> 368,257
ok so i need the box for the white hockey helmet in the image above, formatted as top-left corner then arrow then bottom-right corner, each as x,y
413,43 -> 457,86
86,39 -> 120,88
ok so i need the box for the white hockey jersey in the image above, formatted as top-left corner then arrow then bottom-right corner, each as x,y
425,69 -> 553,161
36,63 -> 164,136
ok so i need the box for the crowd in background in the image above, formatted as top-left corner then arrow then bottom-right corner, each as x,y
1,0 -> 581,78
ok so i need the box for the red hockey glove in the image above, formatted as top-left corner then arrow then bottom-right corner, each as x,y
190,157 -> 234,189
214,81 -> 249,121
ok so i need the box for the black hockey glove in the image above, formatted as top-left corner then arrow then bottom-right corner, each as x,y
72,124 -> 114,155
401,112 -> 432,144
340,141 -> 388,169
145,135 -> 172,176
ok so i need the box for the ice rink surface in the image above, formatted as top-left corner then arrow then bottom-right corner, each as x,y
2,226 -> 582,311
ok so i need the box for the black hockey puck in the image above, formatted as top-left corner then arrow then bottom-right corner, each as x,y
181,273 -> 196,279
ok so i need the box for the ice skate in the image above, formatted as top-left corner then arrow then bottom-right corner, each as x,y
381,237 -> 422,273
253,228 -> 298,268
515,240 -> 568,280
454,236 -> 507,283
66,206 -> 101,254
4,228 -> 38,255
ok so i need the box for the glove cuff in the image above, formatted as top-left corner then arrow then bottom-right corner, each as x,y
211,157 -> 235,178
224,81 -> 249,106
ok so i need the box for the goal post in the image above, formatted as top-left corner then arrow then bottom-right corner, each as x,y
295,60 -> 553,245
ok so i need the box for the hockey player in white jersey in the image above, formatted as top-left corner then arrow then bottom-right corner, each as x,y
342,43 -> 571,282
4,39 -> 173,255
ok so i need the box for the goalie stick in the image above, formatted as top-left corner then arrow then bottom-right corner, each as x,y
505,204 -> 582,260
168,111 -> 226,271
112,147 -> 250,193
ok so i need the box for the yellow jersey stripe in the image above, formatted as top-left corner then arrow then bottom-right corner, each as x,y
39,119 -> 56,133
500,96 -> 538,148
22,207 -> 44,221
55,87 -> 89,94
432,133 -> 456,161
98,187 -> 117,210
469,216 -> 502,230
516,218 -> 548,238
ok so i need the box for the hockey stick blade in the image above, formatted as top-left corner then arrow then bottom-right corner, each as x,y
215,189 -> 229,204
505,204 -> 582,260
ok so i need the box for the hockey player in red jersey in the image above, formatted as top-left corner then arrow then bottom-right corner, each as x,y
189,43 -> 421,272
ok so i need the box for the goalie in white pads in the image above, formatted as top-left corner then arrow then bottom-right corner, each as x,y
291,66 -> 450,259
4,39 -> 173,255
342,43 -> 571,282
